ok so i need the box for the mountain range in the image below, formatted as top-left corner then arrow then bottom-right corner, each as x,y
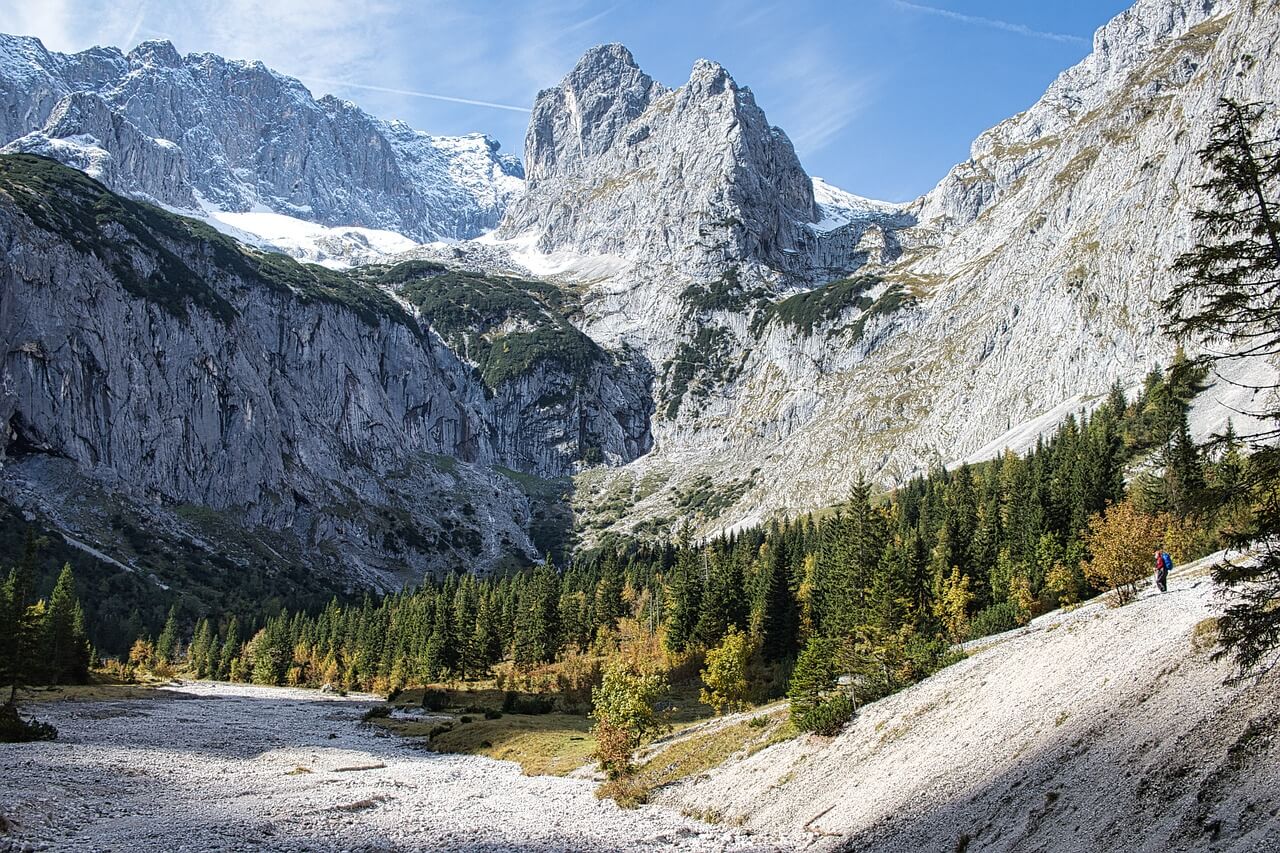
1,0 -> 1277,597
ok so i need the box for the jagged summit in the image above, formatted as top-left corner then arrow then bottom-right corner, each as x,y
0,32 -> 523,242
498,43 -> 838,278
523,43 -> 666,183
126,39 -> 182,67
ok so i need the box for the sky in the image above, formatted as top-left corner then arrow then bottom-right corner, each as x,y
1,0 -> 1134,202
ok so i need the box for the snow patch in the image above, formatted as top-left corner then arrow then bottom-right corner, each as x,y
178,194 -> 421,268
476,230 -> 634,280
810,176 -> 903,234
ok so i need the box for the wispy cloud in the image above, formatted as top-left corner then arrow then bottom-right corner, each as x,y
891,0 -> 1087,45
772,55 -> 876,156
299,77 -> 530,113
742,24 -> 877,161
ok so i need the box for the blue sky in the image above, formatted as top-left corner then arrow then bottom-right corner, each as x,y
3,0 -> 1132,201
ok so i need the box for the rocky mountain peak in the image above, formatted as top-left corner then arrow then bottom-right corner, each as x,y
523,42 -> 665,185
0,34 -> 524,242
126,39 -> 182,68
500,44 -> 831,277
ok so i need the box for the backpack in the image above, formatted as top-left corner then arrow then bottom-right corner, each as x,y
1161,552 -> 1173,572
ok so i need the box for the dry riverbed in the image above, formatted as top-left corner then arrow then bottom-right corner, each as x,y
0,682 -> 791,852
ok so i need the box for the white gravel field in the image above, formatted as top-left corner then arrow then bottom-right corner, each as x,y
0,682 -> 787,853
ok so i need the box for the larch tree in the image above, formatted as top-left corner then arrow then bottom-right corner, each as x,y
1081,497 -> 1168,606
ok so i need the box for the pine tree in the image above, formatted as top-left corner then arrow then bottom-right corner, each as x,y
2,533 -> 44,704
218,616 -> 241,681
44,564 -> 90,684
751,539 -> 797,661
593,551 -> 625,635
664,544 -> 702,654
156,605 -> 180,665
1164,99 -> 1280,673
787,636 -> 851,734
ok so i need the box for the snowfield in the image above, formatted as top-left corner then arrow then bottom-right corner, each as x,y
0,684 -> 784,852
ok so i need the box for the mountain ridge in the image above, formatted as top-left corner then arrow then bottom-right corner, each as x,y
0,34 -> 523,243
2,0 -> 1277,587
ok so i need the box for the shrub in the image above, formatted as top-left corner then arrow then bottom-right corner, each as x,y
361,705 -> 392,722
483,709 -> 503,720
421,688 -> 450,711
699,627 -> 750,715
967,601 -> 1023,640
595,775 -> 650,809
502,691 -> 555,715
798,694 -> 855,737
0,704 -> 57,743
459,715 -> 473,724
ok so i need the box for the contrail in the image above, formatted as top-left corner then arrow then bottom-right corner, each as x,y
300,77 -> 531,113
891,1 -> 1088,45
123,2 -> 147,48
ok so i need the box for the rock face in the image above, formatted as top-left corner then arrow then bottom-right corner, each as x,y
0,156 -> 645,585
0,35 -> 524,241
497,44 -> 874,281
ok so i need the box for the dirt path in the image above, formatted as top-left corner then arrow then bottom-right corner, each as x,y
0,682 -> 789,852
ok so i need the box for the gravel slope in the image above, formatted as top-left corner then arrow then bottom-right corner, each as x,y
656,553 -> 1280,852
0,683 -> 785,852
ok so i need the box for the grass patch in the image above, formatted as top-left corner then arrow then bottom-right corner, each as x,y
1190,616 -> 1220,653
752,275 -> 879,336
624,708 -> 795,800
385,263 -> 605,390
16,673 -> 169,704
375,711 -> 596,776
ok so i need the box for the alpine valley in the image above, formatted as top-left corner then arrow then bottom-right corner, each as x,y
1,0 -> 1277,603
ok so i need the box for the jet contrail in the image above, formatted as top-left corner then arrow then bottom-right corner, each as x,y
891,1 -> 1087,45
300,77 -> 531,113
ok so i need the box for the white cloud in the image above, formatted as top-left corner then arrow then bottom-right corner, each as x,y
769,50 -> 876,157
891,1 -> 1087,46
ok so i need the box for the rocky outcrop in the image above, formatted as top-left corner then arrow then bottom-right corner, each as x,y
0,155 -> 646,585
0,34 -> 524,241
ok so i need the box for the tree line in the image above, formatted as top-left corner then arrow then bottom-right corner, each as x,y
120,355 -> 1244,715
1,535 -> 92,740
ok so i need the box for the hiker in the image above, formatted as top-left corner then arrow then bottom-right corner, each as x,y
1153,549 -> 1172,593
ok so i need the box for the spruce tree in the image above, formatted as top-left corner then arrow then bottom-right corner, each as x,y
1164,99 -> 1280,674
664,545 -> 702,653
218,616 -> 241,681
44,565 -> 90,684
2,533 -> 43,704
156,605 -> 180,665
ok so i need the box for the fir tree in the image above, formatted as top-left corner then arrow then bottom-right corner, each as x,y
44,564 -> 90,685
218,616 -> 241,681
156,605 -> 180,665
1,533 -> 44,705
664,544 -> 702,654
1165,99 -> 1280,673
